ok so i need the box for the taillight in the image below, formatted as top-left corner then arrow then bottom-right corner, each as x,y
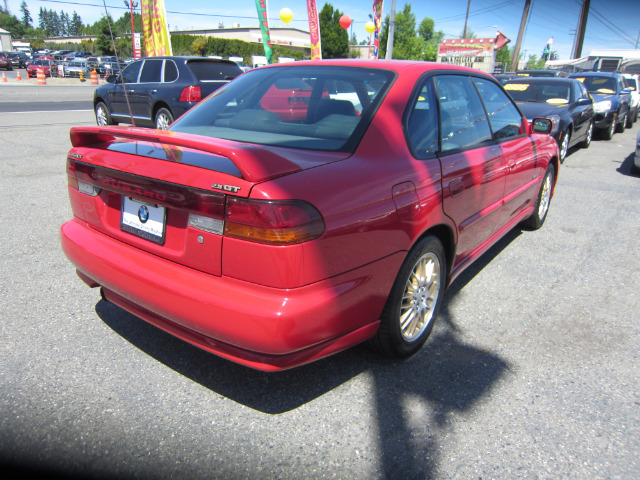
67,158 -> 100,196
66,159 -> 324,245
180,86 -> 202,102
225,197 -> 324,245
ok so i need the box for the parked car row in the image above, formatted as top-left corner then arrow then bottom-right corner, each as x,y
499,70 -> 639,161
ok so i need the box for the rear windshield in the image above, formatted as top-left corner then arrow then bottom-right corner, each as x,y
187,60 -> 242,81
170,65 -> 394,152
573,76 -> 617,94
504,81 -> 572,104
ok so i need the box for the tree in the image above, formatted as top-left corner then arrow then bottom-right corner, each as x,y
94,15 -> 116,55
191,37 -> 207,56
20,1 -> 31,29
495,45 -> 511,72
525,54 -> 546,70
418,17 -> 444,61
0,8 -> 26,38
379,4 -> 425,60
318,3 -> 349,59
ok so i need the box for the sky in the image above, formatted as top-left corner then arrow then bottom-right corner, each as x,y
5,0 -> 640,61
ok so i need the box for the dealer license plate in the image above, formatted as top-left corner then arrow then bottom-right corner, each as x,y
121,196 -> 166,245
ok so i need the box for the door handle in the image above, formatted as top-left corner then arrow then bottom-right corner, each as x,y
127,89 -> 135,93
150,89 -> 158,94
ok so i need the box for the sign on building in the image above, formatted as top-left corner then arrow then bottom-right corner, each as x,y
437,33 -> 510,74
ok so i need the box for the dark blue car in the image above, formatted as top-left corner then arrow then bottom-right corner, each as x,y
568,72 -> 631,140
504,77 -> 594,161
94,56 -> 243,130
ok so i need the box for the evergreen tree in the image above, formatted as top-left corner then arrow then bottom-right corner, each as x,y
70,12 -> 83,36
20,1 -> 31,29
318,3 -> 349,59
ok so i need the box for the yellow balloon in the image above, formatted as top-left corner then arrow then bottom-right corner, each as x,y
365,21 -> 375,34
280,8 -> 293,25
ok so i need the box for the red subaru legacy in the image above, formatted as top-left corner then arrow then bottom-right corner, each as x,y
61,60 -> 559,371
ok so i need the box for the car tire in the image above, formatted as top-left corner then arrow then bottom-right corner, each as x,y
522,163 -> 555,231
95,101 -> 117,126
155,108 -> 174,130
370,236 -> 446,358
578,121 -> 593,149
616,113 -> 626,133
601,119 -> 616,140
559,129 -> 571,162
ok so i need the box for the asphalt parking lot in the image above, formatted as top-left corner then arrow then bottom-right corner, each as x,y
0,84 -> 638,479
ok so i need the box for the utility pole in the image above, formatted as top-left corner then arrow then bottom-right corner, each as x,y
572,0 -> 590,59
509,0 -> 531,72
385,0 -> 397,59
463,0 -> 471,38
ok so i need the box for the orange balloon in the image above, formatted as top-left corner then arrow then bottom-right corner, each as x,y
339,15 -> 351,30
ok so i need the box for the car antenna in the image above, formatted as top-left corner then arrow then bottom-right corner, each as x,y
101,0 -> 136,127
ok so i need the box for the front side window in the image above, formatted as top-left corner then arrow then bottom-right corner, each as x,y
473,77 -> 523,140
170,66 -> 394,152
435,75 -> 493,152
121,61 -> 142,84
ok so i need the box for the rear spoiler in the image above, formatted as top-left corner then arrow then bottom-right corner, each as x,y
69,126 -> 301,183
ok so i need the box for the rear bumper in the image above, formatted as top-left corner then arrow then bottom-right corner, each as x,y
61,219 -> 401,371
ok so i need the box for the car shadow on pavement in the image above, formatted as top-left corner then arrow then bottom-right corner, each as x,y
95,228 -> 522,414
617,152 -> 639,177
94,228 -> 524,476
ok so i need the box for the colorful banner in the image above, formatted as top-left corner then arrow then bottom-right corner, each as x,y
307,0 -> 322,60
254,0 -> 273,65
140,0 -> 172,56
372,0 -> 384,59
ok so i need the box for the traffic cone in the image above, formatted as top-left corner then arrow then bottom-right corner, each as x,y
37,69 -> 46,85
2,72 -> 7,83
16,70 -> 21,81
90,69 -> 98,85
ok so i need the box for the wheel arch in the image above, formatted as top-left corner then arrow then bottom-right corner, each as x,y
152,101 -> 172,119
412,223 -> 456,283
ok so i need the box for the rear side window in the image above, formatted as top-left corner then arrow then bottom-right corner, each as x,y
187,61 -> 242,81
406,79 -> 439,156
435,75 -> 493,152
164,60 -> 178,82
140,59 -> 163,83
472,77 -> 523,140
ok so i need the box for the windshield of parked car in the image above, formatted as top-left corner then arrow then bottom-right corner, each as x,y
504,81 -> 571,104
170,65 -> 394,152
574,76 -> 617,94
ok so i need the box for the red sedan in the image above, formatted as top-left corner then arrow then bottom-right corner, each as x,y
61,60 -> 559,371
26,59 -> 57,78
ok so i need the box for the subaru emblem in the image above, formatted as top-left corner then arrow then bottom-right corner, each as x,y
138,205 -> 149,223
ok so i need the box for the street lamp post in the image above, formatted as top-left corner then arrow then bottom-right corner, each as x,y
124,0 -> 139,58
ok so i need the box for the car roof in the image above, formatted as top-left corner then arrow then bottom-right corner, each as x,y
246,58 -> 495,78
504,77 -> 578,84
569,71 -> 619,77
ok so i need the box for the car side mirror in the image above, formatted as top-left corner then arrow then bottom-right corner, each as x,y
577,97 -> 592,106
621,88 -> 632,95
531,118 -> 553,134
106,74 -> 118,84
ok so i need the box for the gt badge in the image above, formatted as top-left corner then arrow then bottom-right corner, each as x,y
212,183 -> 241,193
